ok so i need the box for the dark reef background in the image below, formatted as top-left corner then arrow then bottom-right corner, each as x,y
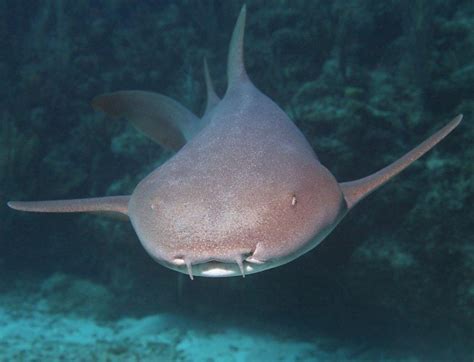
1,0 -> 473,360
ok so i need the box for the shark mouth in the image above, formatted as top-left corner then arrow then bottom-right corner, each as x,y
164,256 -> 267,279
188,261 -> 253,278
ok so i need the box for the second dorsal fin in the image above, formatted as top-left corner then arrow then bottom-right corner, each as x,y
203,58 -> 220,116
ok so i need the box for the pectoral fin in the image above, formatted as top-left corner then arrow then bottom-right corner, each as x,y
340,115 -> 462,210
8,195 -> 130,219
92,91 -> 201,151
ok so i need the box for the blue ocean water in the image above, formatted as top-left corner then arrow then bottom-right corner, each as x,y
1,1 -> 473,360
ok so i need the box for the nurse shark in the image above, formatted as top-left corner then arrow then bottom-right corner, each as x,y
8,6 -> 462,279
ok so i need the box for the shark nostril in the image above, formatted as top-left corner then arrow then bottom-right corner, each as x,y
244,243 -> 266,265
243,250 -> 253,258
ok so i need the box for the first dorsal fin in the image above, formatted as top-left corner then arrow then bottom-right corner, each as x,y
8,195 -> 130,220
340,115 -> 462,210
92,91 -> 200,151
227,5 -> 249,89
203,58 -> 220,116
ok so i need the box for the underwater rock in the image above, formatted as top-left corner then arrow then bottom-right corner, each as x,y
40,273 -> 114,319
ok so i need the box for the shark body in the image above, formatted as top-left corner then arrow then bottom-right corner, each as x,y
9,6 -> 462,279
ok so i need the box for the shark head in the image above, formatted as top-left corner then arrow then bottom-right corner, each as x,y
128,150 -> 347,278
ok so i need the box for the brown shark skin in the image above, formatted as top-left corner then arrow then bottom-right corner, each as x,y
128,78 -> 347,276
7,5 -> 462,278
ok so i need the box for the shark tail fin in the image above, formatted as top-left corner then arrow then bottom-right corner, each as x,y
92,91 -> 200,151
227,5 -> 248,89
340,115 -> 462,210
8,196 -> 130,220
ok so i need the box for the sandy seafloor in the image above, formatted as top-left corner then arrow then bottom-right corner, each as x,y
0,274 -> 419,362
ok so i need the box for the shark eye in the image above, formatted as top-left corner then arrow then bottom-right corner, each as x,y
291,194 -> 297,206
